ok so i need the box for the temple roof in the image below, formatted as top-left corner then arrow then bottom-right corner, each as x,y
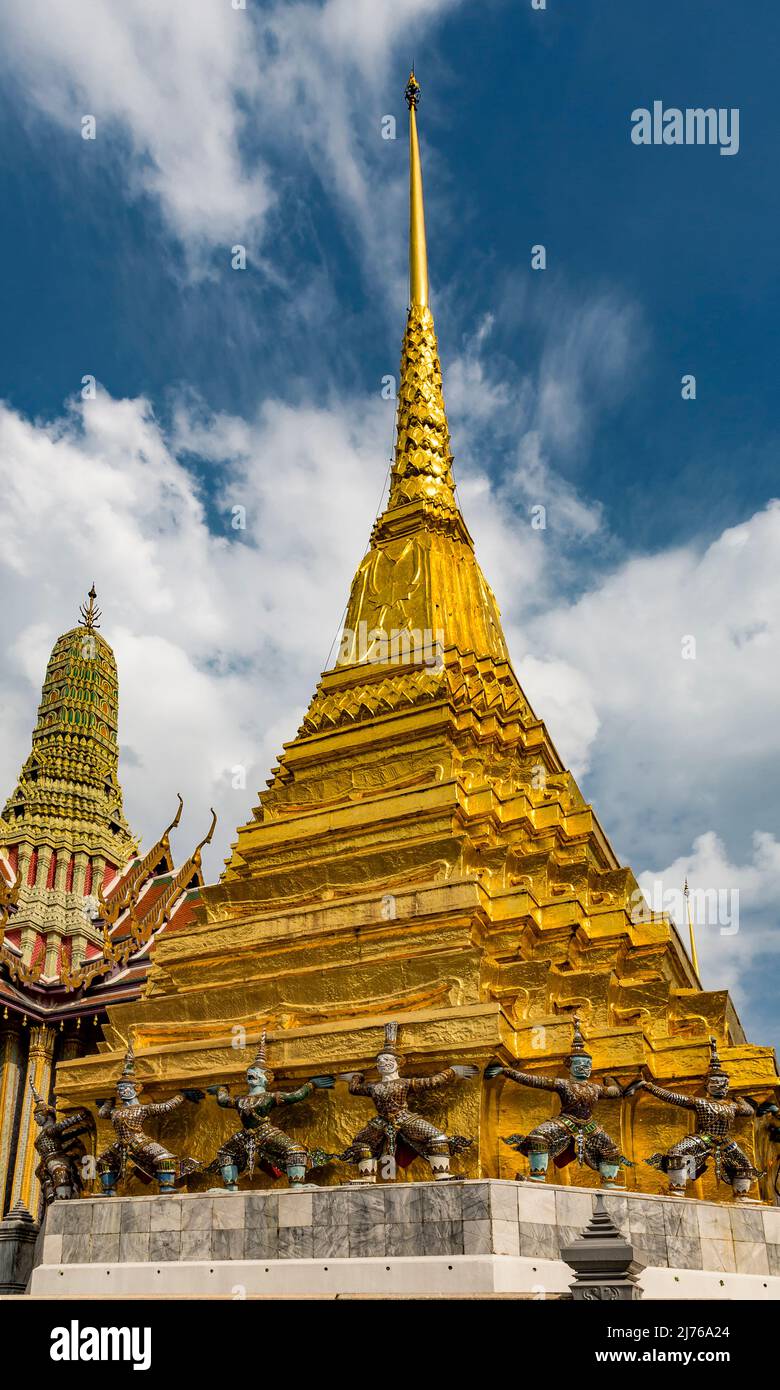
0,805 -> 212,1023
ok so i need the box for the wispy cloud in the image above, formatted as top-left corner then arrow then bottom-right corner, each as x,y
0,0 -> 462,283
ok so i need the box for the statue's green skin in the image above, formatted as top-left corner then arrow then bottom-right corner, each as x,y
206,1067 -> 334,1116
485,1056 -> 594,1084
209,1069 -> 314,1118
246,1067 -> 269,1095
569,1056 -> 592,1082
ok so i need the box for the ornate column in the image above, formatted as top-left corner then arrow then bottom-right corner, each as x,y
92,855 -> 106,894
43,933 -> 60,977
19,927 -> 37,967
70,854 -> 90,969
37,846 -> 53,889
70,935 -> 87,970
54,853 -> 69,893
72,851 -> 88,897
0,1019 -> 24,1215
16,844 -> 32,888
9,1024 -> 56,1215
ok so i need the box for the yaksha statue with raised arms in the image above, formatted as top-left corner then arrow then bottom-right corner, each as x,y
95,1042 -> 203,1196
206,1032 -> 334,1191
339,1021 -> 477,1182
486,1018 -> 636,1188
640,1036 -> 762,1198
30,1078 -> 94,1203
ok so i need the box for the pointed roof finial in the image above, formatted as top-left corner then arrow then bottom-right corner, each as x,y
380,72 -> 458,517
193,808 -> 217,863
166,793 -> 184,838
405,71 -> 428,308
683,877 -> 701,979
79,584 -> 102,631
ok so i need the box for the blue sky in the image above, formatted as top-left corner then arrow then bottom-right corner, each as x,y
0,0 -> 777,1056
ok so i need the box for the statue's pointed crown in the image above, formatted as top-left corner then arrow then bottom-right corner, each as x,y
29,1075 -> 54,1112
377,1020 -> 400,1057
708,1035 -> 728,1078
250,1030 -> 270,1072
120,1039 -> 136,1080
568,1015 -> 591,1060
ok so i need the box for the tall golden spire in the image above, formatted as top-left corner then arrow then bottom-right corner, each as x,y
405,71 -> 428,308
329,73 -> 509,670
385,73 -> 457,516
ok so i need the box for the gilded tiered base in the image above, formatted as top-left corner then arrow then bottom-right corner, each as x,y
55,640 -> 779,1202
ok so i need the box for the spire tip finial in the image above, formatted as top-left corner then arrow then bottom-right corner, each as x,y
406,69 -> 428,308
79,584 -> 102,631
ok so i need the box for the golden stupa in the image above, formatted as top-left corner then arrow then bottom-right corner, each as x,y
56,75 -> 779,1200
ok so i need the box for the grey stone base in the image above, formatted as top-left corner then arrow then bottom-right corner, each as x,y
30,1180 -> 780,1299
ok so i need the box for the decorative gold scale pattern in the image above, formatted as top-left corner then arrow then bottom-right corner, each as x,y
389,304 -> 457,509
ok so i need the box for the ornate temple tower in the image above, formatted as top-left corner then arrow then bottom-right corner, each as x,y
0,588 -> 136,960
0,591 -> 211,1213
55,79 -> 779,1200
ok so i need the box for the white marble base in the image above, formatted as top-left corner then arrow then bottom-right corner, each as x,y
31,1253 -> 566,1297
29,1253 -> 780,1299
642,1266 -> 780,1301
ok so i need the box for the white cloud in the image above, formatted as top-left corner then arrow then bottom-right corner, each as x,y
1,0 -> 269,248
637,830 -> 780,1013
519,502 -> 780,794
0,0 -> 461,275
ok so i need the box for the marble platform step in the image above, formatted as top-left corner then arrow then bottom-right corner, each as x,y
29,1179 -> 780,1300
